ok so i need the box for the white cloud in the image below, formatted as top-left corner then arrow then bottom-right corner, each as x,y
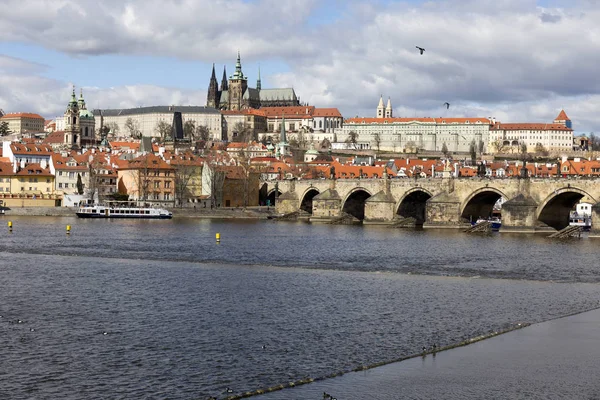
1,0 -> 600,132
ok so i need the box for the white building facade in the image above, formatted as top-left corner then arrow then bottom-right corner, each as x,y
92,106 -> 223,140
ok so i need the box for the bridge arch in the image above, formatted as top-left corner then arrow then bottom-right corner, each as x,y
536,187 -> 596,230
342,187 -> 372,221
396,188 -> 433,225
300,188 -> 320,214
266,188 -> 282,206
460,187 -> 507,222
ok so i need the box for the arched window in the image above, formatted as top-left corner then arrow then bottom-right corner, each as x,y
73,117 -> 77,125
85,127 -> 89,137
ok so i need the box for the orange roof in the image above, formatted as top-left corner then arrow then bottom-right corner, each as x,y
0,162 -> 13,176
1,112 -> 44,120
313,108 -> 342,117
10,143 -> 53,155
555,110 -> 570,121
43,131 -> 65,144
491,123 -> 571,131
262,106 -> 315,118
226,142 -> 248,149
15,163 -> 53,177
122,153 -> 174,170
109,141 -> 141,151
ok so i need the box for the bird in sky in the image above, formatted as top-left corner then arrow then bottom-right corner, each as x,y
444,102 -> 450,109
416,46 -> 425,55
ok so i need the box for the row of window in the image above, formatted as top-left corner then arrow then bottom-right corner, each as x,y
153,181 -> 171,189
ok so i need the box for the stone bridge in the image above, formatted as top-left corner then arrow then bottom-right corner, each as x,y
262,177 -> 600,235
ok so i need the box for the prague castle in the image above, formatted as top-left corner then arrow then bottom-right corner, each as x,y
207,52 -> 300,111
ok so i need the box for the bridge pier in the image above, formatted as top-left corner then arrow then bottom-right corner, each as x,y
499,194 -> 539,233
364,191 -> 396,224
310,189 -> 342,223
275,191 -> 299,215
424,192 -> 465,229
589,202 -> 600,238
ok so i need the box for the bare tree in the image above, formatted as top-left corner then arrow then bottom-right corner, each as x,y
373,132 -> 382,154
125,117 -> 142,139
173,163 -> 196,207
203,151 -> 226,208
195,125 -> 210,141
183,120 -> 196,139
106,122 -> 120,136
232,122 -> 254,143
441,142 -> 449,158
155,121 -> 172,140
491,139 -> 506,154
297,130 -> 308,149
346,131 -> 359,149
534,143 -> 549,156
469,140 -> 477,165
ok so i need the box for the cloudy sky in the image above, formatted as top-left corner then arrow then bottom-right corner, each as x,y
0,0 -> 598,133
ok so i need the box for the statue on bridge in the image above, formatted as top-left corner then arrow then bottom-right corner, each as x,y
330,165 -> 336,180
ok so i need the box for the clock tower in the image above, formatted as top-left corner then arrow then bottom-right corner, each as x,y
64,86 -> 80,149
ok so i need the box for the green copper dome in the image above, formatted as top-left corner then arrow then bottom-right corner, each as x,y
79,108 -> 95,119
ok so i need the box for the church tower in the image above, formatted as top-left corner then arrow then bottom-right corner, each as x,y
385,97 -> 393,118
206,64 -> 220,108
228,51 -> 248,111
64,86 -> 80,149
376,95 -> 385,118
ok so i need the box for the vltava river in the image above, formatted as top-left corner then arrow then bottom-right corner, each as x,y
0,216 -> 599,399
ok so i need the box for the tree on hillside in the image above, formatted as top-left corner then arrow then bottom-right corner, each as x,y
478,140 -> 485,155
0,121 -> 10,136
345,131 -> 359,149
232,122 -> 254,143
106,122 -> 120,136
124,117 -> 142,139
195,125 -> 210,142
155,121 -> 172,140
534,143 -> 549,156
373,132 -> 382,154
441,142 -> 449,158
203,151 -> 226,208
183,120 -> 196,139
469,140 -> 477,165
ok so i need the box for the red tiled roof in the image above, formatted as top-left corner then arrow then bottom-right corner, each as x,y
43,131 -> 65,144
0,162 -> 13,176
262,106 -> 315,118
109,141 -> 141,151
555,110 -> 570,121
491,123 -> 571,131
1,112 -> 45,120
313,108 -> 342,117
15,163 -> 53,177
10,143 -> 53,155
122,153 -> 174,170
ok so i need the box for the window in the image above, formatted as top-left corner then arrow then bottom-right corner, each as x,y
165,181 -> 171,189
154,181 -> 160,189
59,183 -> 63,188
164,193 -> 170,200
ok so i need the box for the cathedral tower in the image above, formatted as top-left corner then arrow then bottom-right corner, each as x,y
221,66 -> 228,92
256,65 -> 261,91
228,51 -> 248,111
206,64 -> 220,108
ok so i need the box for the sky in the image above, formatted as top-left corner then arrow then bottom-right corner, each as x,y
0,0 -> 598,133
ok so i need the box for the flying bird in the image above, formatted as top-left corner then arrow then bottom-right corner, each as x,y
444,102 -> 450,109
416,46 -> 425,55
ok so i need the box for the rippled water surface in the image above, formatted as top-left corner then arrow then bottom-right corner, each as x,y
1,217 -> 600,399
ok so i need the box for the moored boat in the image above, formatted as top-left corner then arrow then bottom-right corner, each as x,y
76,202 -> 172,219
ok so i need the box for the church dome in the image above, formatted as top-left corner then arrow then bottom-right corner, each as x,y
79,109 -> 95,120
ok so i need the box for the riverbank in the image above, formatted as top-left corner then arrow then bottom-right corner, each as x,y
0,206 -> 279,219
254,306 -> 600,399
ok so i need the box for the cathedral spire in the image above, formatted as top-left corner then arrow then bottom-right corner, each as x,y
232,51 -> 246,80
78,88 -> 87,109
377,95 -> 385,118
221,65 -> 228,91
210,63 -> 216,80
257,65 -> 261,91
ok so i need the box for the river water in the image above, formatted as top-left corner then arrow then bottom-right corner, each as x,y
1,216 -> 599,399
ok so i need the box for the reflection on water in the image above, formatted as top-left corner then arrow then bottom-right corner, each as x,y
0,217 -> 599,399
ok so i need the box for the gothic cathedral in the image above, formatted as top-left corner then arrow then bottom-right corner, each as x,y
207,52 -> 300,110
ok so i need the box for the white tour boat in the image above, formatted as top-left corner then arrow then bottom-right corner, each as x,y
76,202 -> 172,219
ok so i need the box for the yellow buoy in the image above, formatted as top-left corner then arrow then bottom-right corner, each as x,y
8,221 -> 12,228
66,225 -> 71,234
216,232 -> 221,242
